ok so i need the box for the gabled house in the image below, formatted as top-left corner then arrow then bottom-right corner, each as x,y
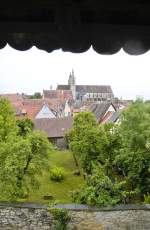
89,102 -> 116,123
34,117 -> 73,149
58,100 -> 72,117
35,104 -> 56,119
106,111 -> 120,124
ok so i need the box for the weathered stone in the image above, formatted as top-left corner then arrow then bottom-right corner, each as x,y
0,204 -> 150,229
68,222 -> 104,230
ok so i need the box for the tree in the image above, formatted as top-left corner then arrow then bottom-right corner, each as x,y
29,92 -> 42,99
0,98 -> 53,200
68,112 -> 121,175
0,98 -> 17,142
69,101 -> 150,205
68,112 -> 101,174
114,99 -> 150,197
73,163 -> 131,206
0,131 -> 53,199
17,118 -> 33,136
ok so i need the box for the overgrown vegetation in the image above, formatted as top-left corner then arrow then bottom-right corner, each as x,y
49,208 -> 70,230
68,100 -> 150,206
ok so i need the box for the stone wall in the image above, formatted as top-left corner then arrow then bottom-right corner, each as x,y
0,202 -> 150,230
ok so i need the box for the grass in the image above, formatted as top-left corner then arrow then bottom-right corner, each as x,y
23,150 -> 84,204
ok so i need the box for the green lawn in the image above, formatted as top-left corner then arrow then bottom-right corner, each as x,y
23,150 -> 84,204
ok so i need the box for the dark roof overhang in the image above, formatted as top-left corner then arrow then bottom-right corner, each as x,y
1,1 -> 150,55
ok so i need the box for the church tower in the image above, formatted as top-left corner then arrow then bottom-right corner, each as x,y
68,69 -> 76,100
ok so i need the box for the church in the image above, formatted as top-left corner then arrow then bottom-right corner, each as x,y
57,70 -> 114,102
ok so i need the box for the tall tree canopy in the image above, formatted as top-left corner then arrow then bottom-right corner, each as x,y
115,99 -> 150,196
69,112 -> 101,174
69,100 -> 150,205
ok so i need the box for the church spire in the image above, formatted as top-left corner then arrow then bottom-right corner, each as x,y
68,69 -> 76,86
68,69 -> 76,100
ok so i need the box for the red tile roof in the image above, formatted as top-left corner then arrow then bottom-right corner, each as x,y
0,94 -> 71,120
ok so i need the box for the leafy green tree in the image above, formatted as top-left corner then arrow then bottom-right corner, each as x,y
73,163 -> 132,206
69,112 -> 121,175
114,99 -> 150,197
0,98 -> 53,200
99,123 -> 122,177
0,98 -> 17,141
17,118 -> 33,136
69,112 -> 101,174
69,101 -> 150,205
0,131 -> 53,200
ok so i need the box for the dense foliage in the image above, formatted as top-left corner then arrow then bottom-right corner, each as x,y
115,99 -> 150,197
73,163 -> 132,206
16,118 -> 33,136
0,98 -> 53,200
69,100 -> 150,205
0,98 -> 17,141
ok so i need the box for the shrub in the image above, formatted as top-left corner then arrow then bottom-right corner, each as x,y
72,164 -> 133,206
50,167 -> 65,182
48,208 -> 70,230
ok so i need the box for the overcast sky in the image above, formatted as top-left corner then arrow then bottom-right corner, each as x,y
0,44 -> 150,100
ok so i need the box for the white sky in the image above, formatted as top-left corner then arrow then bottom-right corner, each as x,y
0,44 -> 150,100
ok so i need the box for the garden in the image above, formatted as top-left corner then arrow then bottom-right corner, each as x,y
0,97 -> 150,207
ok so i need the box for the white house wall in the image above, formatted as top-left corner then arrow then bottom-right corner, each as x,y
35,105 -> 56,119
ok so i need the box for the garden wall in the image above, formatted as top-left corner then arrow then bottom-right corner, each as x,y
0,202 -> 150,230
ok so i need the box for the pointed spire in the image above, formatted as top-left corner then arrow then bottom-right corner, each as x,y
72,68 -> 74,77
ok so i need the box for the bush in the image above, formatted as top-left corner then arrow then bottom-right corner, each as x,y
50,167 -> 65,182
48,208 -> 70,230
72,164 -> 133,207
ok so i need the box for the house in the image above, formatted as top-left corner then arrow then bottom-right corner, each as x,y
57,70 -> 114,102
106,111 -> 120,124
43,90 -> 73,117
35,104 -> 56,119
58,100 -> 72,117
0,94 -> 72,119
89,102 -> 116,123
15,99 -> 56,120
34,117 -> 73,149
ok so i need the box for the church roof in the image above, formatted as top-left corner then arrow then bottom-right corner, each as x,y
57,85 -> 113,94
76,85 -> 113,94
57,85 -> 71,91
